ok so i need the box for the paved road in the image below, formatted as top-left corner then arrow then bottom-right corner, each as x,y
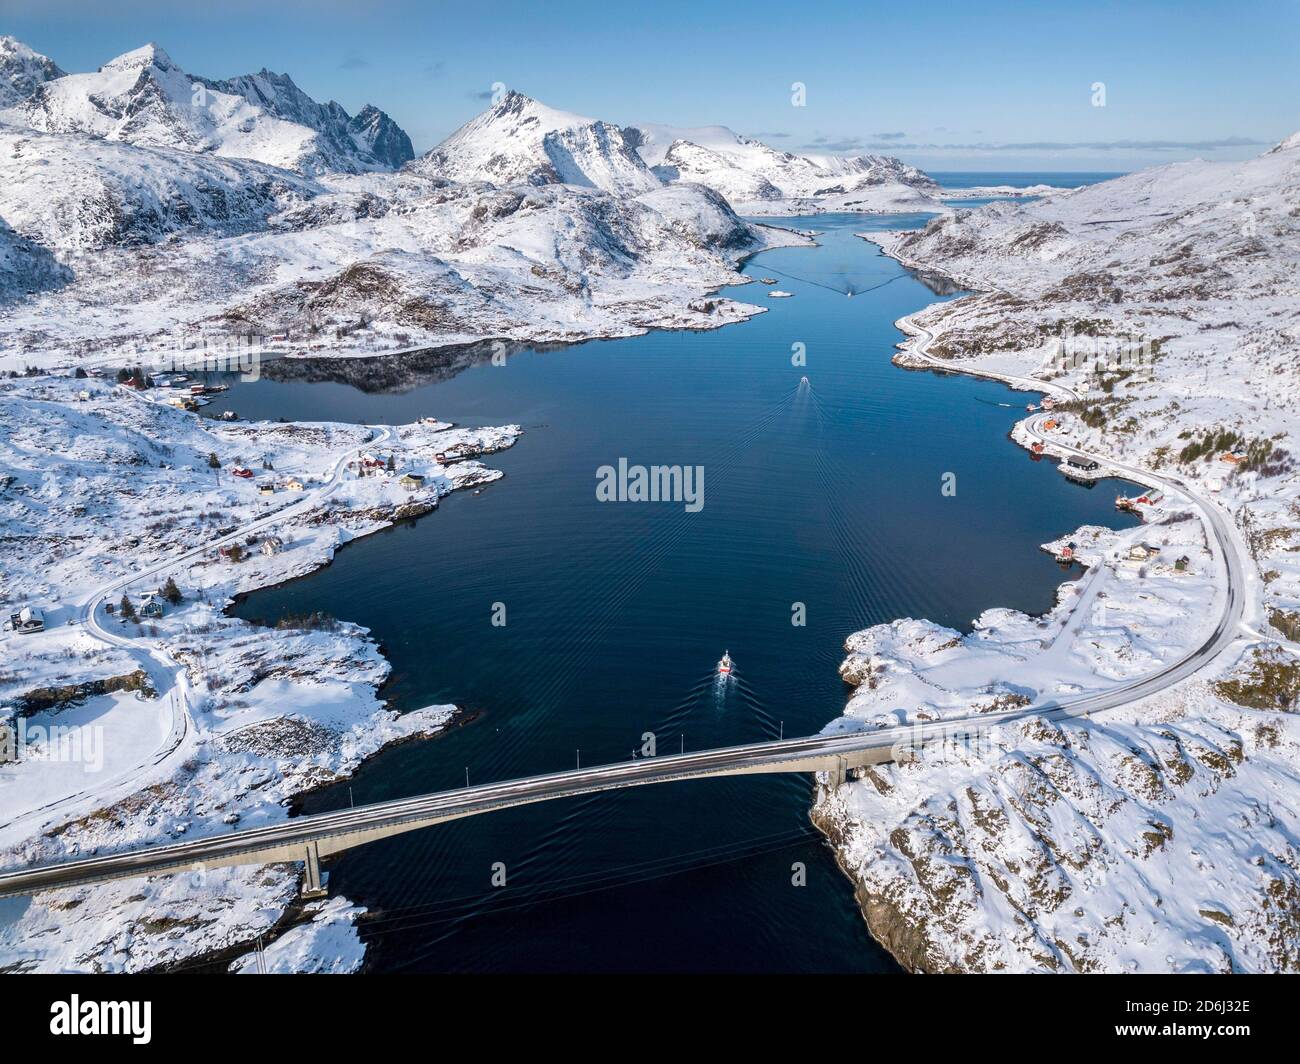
0,338 -> 1252,898
0,415 -> 393,842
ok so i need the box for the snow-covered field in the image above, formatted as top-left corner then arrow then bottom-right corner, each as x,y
0,375 -> 518,971
817,133 -> 1300,972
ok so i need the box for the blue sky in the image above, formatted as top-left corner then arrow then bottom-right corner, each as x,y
6,0 -> 1298,170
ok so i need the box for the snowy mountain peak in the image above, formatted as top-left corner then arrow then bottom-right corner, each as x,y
100,42 -> 176,74
488,89 -> 596,130
201,67 -> 413,170
0,35 -> 66,108
348,103 -> 415,169
415,91 -> 661,195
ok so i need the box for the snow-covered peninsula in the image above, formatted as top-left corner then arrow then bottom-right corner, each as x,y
0,372 -> 520,970
817,133 -> 1300,972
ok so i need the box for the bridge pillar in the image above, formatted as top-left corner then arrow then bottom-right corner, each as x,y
301,840 -> 327,899
825,756 -> 849,790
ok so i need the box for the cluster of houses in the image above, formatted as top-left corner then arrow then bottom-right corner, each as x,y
217,535 -> 284,563
1120,541 -> 1192,575
348,450 -> 430,493
1053,538 -> 1191,577
230,467 -> 305,494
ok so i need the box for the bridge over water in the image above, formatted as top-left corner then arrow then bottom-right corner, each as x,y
0,725 -> 943,900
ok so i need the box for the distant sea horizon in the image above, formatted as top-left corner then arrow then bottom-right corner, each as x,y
928,170 -> 1127,188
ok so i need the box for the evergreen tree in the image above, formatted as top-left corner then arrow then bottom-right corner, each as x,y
207,453 -> 221,469
162,577 -> 183,605
120,594 -> 136,621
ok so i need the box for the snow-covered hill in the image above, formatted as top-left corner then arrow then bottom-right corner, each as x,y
828,134 -> 1300,972
0,35 -> 64,108
0,149 -> 804,358
414,91 -> 661,196
3,43 -> 412,175
874,138 -> 1300,307
633,121 -> 941,213
0,126 -> 320,251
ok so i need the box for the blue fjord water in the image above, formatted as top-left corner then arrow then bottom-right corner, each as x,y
219,208 -> 1139,972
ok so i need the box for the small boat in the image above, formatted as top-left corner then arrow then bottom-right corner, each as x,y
768,290 -> 793,298
759,277 -> 778,285
717,651 -> 734,676
800,376 -> 809,385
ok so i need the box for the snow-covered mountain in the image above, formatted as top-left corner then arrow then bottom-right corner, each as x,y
0,35 -> 65,108
2,43 -> 412,175
632,121 -> 940,213
347,104 -> 415,170
199,69 -> 414,170
0,126 -> 320,250
413,96 -> 940,213
414,91 -> 661,196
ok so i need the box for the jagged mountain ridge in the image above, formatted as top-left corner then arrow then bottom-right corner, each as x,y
198,68 -> 414,170
632,120 -> 939,210
2,42 -> 412,175
414,92 -> 941,213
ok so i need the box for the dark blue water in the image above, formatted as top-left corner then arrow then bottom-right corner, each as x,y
223,211 -> 1140,972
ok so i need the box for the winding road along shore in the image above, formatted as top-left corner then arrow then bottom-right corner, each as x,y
0,416 -> 395,846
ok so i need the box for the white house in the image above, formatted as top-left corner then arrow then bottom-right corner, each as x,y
6,606 -> 44,633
